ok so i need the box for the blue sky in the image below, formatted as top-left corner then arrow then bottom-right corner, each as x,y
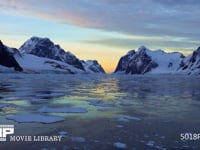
0,0 -> 200,72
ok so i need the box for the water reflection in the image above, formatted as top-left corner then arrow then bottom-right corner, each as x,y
0,74 -> 200,149
0,74 -> 200,120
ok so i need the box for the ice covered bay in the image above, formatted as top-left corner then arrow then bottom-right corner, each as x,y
0,74 -> 200,149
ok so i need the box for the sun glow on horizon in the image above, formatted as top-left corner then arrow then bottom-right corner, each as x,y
0,1 -> 199,73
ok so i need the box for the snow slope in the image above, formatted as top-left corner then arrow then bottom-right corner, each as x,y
15,54 -> 84,74
143,47 -> 184,74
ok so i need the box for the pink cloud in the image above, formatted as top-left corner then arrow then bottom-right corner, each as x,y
1,0 -> 200,42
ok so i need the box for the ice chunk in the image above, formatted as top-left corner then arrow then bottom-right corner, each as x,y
0,104 -> 9,108
6,113 -> 64,123
88,100 -> 114,107
38,106 -> 88,113
123,115 -> 141,121
117,115 -> 141,122
59,131 -> 68,135
71,136 -> 86,142
117,117 -> 130,122
116,125 -> 124,128
58,131 -> 68,138
146,141 -> 155,147
155,145 -> 167,150
113,142 -> 127,149
120,102 -> 132,106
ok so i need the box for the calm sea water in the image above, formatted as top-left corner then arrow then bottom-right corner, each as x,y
0,74 -> 200,149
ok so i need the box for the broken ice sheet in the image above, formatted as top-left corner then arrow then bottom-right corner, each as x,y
38,106 -> 88,113
88,100 -> 115,107
71,136 -> 86,142
6,113 -> 65,123
0,104 -> 9,108
113,142 -> 127,149
117,115 -> 141,122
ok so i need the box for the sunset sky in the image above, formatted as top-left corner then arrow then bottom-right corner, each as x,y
0,0 -> 200,73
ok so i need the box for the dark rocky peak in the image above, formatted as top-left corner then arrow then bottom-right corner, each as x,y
0,40 -> 23,72
114,50 -> 136,73
19,37 -> 84,70
19,37 -> 61,55
189,47 -> 200,63
114,46 -> 158,74
0,40 -> 3,47
126,50 -> 136,56
138,45 -> 148,54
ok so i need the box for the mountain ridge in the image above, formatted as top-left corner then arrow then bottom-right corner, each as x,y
0,37 -> 105,74
115,46 -> 200,75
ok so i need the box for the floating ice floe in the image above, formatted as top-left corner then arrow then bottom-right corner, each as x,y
30,98 -> 46,104
6,113 -> 65,123
36,92 -> 64,98
38,106 -> 88,113
88,100 -> 115,107
144,134 -> 150,138
145,141 -> 167,150
58,131 -> 68,137
117,115 -> 141,122
97,108 -> 110,112
117,117 -> 130,122
71,136 -> 86,142
116,125 -> 124,128
119,102 -> 132,107
59,131 -> 68,135
0,104 -> 9,108
113,142 -> 127,149
146,141 -> 155,147
154,145 -> 167,150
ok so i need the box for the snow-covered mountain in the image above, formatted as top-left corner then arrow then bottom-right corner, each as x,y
0,37 -> 105,74
19,37 -> 85,70
114,46 -> 200,75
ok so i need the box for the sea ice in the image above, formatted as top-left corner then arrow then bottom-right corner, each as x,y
146,141 -> 155,147
58,131 -> 68,138
119,102 -> 132,106
116,125 -> 124,128
71,136 -> 86,142
113,142 -> 127,149
6,113 -> 65,123
117,117 -> 130,122
59,131 -> 68,135
123,115 -> 141,121
88,100 -> 114,107
117,115 -> 141,122
38,106 -> 88,113
0,104 -> 9,108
